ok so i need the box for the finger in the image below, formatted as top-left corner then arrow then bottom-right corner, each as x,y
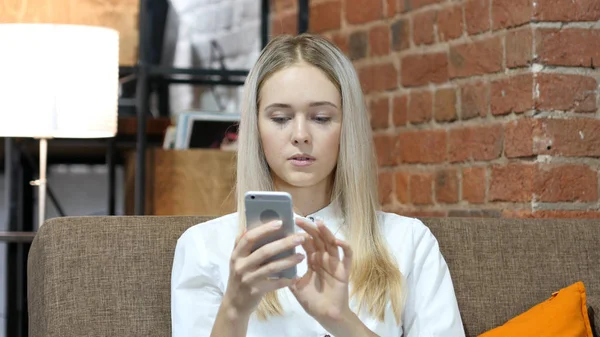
243,253 -> 305,284
316,220 -> 339,259
295,218 -> 325,252
336,238 -> 353,269
257,277 -> 297,294
300,232 -> 316,255
242,233 -> 305,271
234,220 -> 283,258
234,228 -> 247,247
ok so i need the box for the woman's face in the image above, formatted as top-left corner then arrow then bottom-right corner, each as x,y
257,62 -> 342,190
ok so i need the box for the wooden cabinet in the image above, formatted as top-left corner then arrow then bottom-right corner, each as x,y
125,149 -> 237,216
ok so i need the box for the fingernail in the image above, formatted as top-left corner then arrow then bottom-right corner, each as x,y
296,253 -> 305,261
272,220 -> 282,228
294,235 -> 305,244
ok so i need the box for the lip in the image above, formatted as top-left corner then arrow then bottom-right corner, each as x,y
288,154 -> 315,167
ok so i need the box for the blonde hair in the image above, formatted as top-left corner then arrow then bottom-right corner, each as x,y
235,34 -> 406,324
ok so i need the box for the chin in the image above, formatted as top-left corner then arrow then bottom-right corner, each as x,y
281,172 -> 324,188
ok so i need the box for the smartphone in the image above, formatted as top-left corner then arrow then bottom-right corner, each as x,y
244,191 -> 297,279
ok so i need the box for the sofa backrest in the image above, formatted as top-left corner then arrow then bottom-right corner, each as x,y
27,216 -> 600,337
427,217 -> 599,336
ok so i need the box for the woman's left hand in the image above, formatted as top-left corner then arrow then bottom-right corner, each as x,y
290,218 -> 354,326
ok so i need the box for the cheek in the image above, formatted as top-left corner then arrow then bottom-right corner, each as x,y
259,124 -> 287,162
325,130 -> 342,154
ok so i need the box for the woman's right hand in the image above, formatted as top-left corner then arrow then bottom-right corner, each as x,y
222,220 -> 307,318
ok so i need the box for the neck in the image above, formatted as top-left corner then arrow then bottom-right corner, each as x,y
273,177 -> 333,217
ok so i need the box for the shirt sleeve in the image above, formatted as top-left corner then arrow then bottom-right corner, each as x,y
402,219 -> 465,337
171,228 -> 224,337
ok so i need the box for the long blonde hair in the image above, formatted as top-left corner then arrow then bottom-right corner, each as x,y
235,34 -> 406,324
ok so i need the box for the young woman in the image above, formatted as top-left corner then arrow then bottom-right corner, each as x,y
171,33 -> 465,337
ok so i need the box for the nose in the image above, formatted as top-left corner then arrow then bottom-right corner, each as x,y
291,117 -> 310,145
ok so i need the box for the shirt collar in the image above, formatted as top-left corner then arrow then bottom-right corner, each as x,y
294,200 -> 344,234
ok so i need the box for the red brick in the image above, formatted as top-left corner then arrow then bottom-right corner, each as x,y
504,118 -> 542,158
358,62 -> 398,94
391,18 -> 410,51
331,33 -> 349,55
492,0 -> 533,30
490,74 -> 534,116
436,169 -> 459,204
271,12 -> 297,36
535,73 -> 597,112
395,171 -> 410,204
434,88 -> 457,122
503,210 -> 600,219
536,28 -> 600,68
535,118 -> 600,157
536,165 -> 598,202
378,171 -> 394,205
387,0 -> 398,17
462,167 -> 486,203
370,97 -> 390,130
413,10 -> 436,45
374,134 -> 399,166
411,173 -> 434,205
506,26 -> 533,68
533,0 -> 600,21
505,118 -> 600,158
449,124 -> 503,162
398,129 -> 447,164
437,4 -> 464,41
369,25 -> 391,57
401,53 -> 449,87
465,0 -> 490,35
489,163 -> 536,202
449,37 -> 503,78
410,0 -> 444,10
460,82 -> 489,119
348,31 -> 368,60
408,90 -> 433,124
310,1 -> 342,33
346,0 -> 384,24
393,95 -> 408,126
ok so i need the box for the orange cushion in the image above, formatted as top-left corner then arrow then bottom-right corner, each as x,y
479,282 -> 594,337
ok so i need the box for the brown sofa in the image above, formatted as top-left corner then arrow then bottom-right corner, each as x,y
27,216 -> 600,336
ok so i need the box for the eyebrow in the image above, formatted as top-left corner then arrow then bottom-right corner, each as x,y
264,101 -> 339,110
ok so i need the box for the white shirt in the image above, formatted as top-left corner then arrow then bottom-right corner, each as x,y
171,203 -> 465,337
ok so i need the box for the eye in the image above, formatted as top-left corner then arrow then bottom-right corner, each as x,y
313,116 -> 331,123
271,116 -> 290,124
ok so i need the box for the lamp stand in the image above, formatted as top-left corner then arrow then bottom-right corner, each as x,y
31,138 -> 48,228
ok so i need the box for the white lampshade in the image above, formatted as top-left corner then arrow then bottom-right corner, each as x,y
0,24 -> 119,139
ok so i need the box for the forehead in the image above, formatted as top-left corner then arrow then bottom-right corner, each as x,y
259,63 -> 341,107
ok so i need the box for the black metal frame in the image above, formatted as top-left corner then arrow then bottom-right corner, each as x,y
131,0 -> 309,214
5,138 -> 34,337
4,1 -> 309,336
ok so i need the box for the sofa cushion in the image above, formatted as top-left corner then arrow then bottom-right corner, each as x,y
478,281 -> 594,337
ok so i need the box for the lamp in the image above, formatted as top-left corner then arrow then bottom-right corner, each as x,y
0,24 -> 119,227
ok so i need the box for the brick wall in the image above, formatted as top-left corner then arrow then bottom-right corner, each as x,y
271,0 -> 600,218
